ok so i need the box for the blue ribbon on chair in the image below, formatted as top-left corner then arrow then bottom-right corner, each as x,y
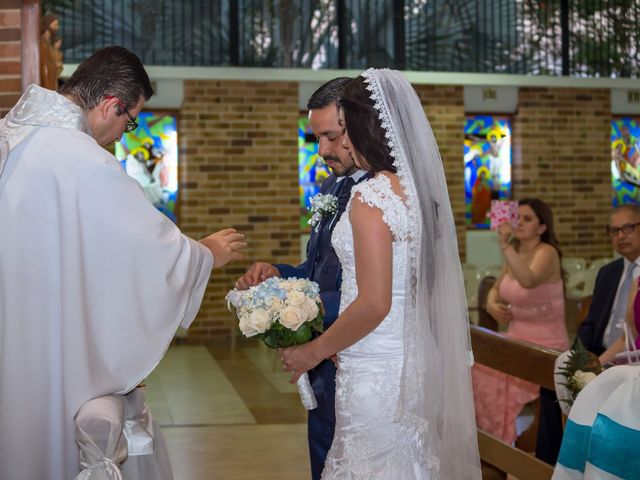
588,413 -> 640,478
557,419 -> 592,473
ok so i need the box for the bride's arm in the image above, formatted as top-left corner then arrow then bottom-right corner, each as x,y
314,197 -> 393,354
281,195 -> 393,382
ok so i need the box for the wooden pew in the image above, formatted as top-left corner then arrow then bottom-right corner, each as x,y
471,325 -> 560,480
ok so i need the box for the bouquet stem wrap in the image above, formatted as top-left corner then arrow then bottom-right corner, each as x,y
296,372 -> 317,410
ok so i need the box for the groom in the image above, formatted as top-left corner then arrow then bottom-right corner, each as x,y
235,77 -> 369,479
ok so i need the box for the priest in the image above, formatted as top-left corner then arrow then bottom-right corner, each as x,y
0,46 -> 246,479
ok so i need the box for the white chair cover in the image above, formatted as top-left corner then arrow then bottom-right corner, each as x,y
566,269 -> 599,298
74,389 -> 173,480
563,257 -> 587,273
587,258 -> 615,272
462,264 -> 481,310
553,365 -> 640,479
481,264 -> 502,279
75,396 -> 128,480
554,350 -> 573,417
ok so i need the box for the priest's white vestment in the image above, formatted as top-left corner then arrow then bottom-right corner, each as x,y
0,86 -> 213,479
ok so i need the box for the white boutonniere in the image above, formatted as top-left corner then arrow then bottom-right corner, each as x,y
307,193 -> 338,232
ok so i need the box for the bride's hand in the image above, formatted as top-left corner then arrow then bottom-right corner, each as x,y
280,343 -> 323,383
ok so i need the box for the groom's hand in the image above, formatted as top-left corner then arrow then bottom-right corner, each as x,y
200,228 -> 247,269
235,262 -> 280,290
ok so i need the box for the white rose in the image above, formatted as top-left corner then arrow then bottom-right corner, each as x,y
292,278 -> 307,289
250,308 -> 272,333
239,308 -> 271,337
573,370 -> 598,390
269,298 -> 284,310
239,314 -> 259,337
287,290 -> 307,307
280,306 -> 305,331
302,299 -> 319,321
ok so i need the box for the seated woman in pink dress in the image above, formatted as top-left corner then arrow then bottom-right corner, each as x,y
472,198 -> 569,444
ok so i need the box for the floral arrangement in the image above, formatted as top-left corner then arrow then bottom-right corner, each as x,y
557,338 -> 603,409
307,193 -> 338,232
226,277 -> 324,409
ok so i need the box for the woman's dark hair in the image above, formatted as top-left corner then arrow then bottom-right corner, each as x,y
339,76 -> 396,173
516,198 -> 567,283
59,46 -> 153,111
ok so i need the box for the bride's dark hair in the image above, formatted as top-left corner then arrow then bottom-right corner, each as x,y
340,77 -> 397,173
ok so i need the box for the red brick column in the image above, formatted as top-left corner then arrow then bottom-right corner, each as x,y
0,1 -> 22,117
178,80 -> 300,341
512,87 -> 612,259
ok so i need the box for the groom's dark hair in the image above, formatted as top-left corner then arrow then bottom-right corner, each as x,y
307,77 -> 352,110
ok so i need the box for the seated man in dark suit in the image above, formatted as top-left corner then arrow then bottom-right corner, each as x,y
235,77 -> 370,480
536,203 -> 640,464
578,204 -> 640,356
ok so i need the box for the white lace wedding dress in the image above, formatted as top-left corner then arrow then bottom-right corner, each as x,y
324,174 -> 434,479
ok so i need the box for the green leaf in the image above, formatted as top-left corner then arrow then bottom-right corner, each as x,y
295,324 -> 312,344
262,330 -> 279,349
310,312 -> 324,333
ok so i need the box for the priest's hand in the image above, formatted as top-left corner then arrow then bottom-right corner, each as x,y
200,228 -> 247,268
235,262 -> 280,290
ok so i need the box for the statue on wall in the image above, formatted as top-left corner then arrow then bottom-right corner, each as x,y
39,14 -> 61,90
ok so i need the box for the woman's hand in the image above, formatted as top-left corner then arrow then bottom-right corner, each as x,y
486,301 -> 512,325
497,222 -> 513,250
280,343 -> 323,383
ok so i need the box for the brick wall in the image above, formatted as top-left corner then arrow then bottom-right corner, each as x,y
178,80 -> 300,341
512,87 -> 612,259
414,84 -> 467,259
0,0 -> 22,117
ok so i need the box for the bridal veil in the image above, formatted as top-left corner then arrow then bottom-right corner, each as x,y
361,68 -> 481,478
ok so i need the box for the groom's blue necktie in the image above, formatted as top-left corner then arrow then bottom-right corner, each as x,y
337,176 -> 356,213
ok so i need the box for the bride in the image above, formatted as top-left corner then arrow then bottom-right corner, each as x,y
281,69 -> 481,479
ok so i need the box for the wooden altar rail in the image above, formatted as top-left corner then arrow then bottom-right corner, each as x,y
470,325 -> 560,480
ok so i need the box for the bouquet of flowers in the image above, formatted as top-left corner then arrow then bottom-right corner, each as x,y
555,338 -> 603,413
226,277 -> 324,410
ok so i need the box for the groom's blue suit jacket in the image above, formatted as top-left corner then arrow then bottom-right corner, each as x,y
276,174 -> 350,328
274,172 -> 368,480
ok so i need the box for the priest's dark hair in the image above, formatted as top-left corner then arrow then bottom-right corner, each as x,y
59,46 -> 153,111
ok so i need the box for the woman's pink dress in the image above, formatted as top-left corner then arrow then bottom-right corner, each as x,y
472,275 -> 569,444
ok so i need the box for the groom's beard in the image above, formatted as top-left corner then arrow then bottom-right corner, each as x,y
324,155 -> 356,177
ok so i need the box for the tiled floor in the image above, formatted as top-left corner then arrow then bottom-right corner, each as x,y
145,342 -> 309,479
146,342 -> 534,480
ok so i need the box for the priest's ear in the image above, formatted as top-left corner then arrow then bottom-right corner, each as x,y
98,96 -> 121,120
